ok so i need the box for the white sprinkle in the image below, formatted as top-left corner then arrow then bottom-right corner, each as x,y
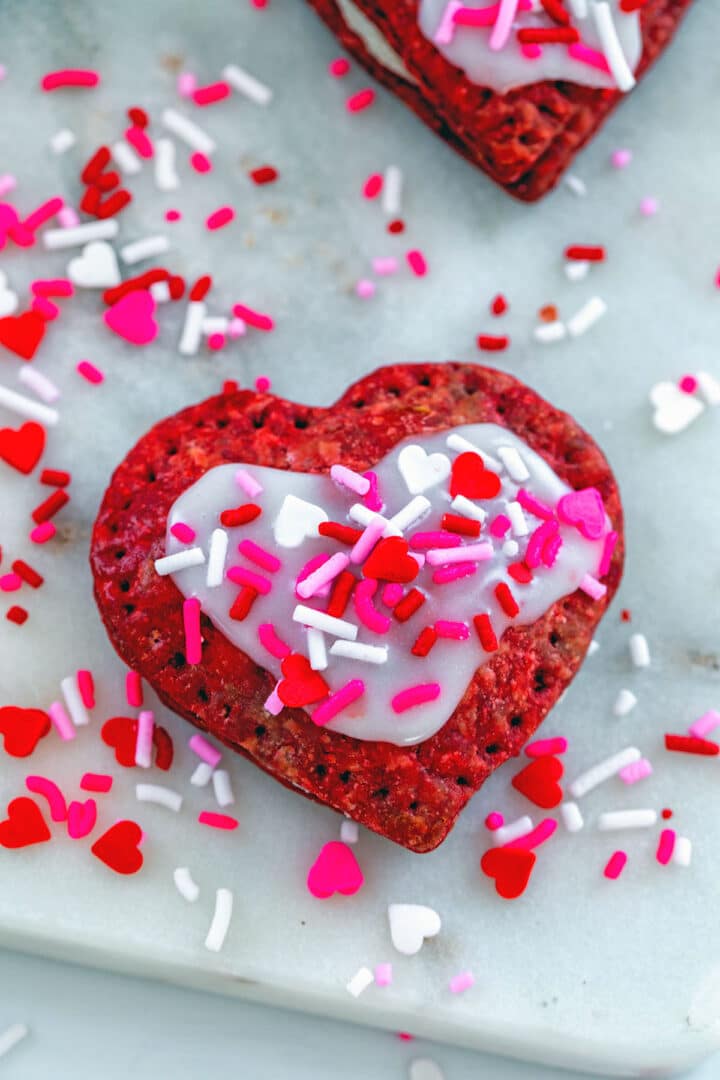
293,605 -> 358,641
382,164 -> 403,216
492,815 -> 533,846
534,320 -> 567,344
154,137 -> 180,191
389,495 -> 431,533
43,219 -> 119,250
111,140 -> 142,174
202,316 -> 230,336
672,836 -> 692,867
222,63 -> 273,105
560,801 -> 584,833
0,1023 -> 29,1060
0,383 -> 59,426
235,468 -> 263,497
598,808 -> 657,831
341,819 -> 359,844
154,547 -> 205,576
161,107 -> 216,154
190,761 -> 215,787
0,175 -> 17,197
613,688 -> 638,717
497,445 -> 529,483
588,638 -> 600,656
569,746 -> 642,799
568,0 -> 588,15
696,371 -> 720,407
150,280 -> 171,303
348,504 -> 401,537
120,235 -> 170,265
446,433 -> 503,472
629,633 -> 651,668
136,783 -> 183,812
330,640 -> 389,665
61,675 -> 89,727
50,127 -> 76,154
307,626 -> 328,671
565,260 -> 590,282
205,887 -> 234,952
409,1059 -> 446,1080
506,500 -> 528,537
206,529 -> 229,588
450,494 -> 486,524
173,866 -> 200,902
346,966 -> 374,998
179,301 -> 207,356
502,539 -> 519,557
592,1 -> 636,92
564,173 -> 587,197
18,365 -> 61,404
212,769 -> 235,808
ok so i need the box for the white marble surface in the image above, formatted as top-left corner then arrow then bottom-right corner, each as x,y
1,0 -> 719,1077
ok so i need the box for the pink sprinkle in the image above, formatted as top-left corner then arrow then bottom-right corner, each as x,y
354,579 -> 391,634
206,206 -> 235,231
568,42 -> 611,74
296,554 -> 331,599
331,464 -> 370,496
126,670 -> 143,708
689,710 -> 720,739
171,522 -> 196,543
517,489 -> 554,520
126,126 -> 153,158
165,209 -> 182,222
255,376 -> 271,392
227,565 -> 272,594
346,88 -> 375,113
526,521 -> 558,569
30,521 -> 56,544
350,517 -> 386,565
619,758 -> 653,784
329,57 -> 351,78
77,359 -> 104,384
489,0 -> 520,49
198,811 -> 238,830
525,737 -> 568,758
23,196 -> 64,232
312,679 -> 366,726
521,43 -> 542,59
382,583 -> 403,607
372,256 -> 398,276
362,471 -> 382,512
355,279 -> 376,299
26,776 -> 67,822
208,333 -> 225,351
31,278 -> 73,297
32,296 -> 59,320
363,173 -> 383,199
190,151 -> 213,174
229,318 -> 246,338
406,250 -> 428,277
258,623 -> 291,659
235,468 -> 263,498
485,811 -> 504,830
678,375 -> 698,395
0,573 -> 22,592
0,175 -> 17,197
182,597 -> 203,664
41,69 -> 100,91
598,530 -> 618,578
432,561 -> 477,585
135,710 -> 155,768
67,797 -> 97,840
449,971 -> 475,995
232,303 -> 274,331
264,685 -> 284,716
604,851 -> 628,880
435,620 -> 469,640
77,670 -> 95,709
579,572 -> 607,601
189,733 -> 222,768
427,542 -> 492,566
193,81 -> 231,106
656,828 -> 676,866
58,206 -> 80,227
80,772 -> 113,793
410,531 -> 462,550
397,1034 -> 415,1043
611,148 -> 632,169
391,683 -> 441,714
639,196 -> 659,217
506,818 -> 557,851
489,514 -> 511,538
177,72 -> 197,98
298,552 -> 350,600
49,700 -> 75,741
374,963 -> 393,987
238,539 -> 281,573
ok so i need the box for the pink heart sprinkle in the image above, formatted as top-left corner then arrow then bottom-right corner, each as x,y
306,840 -> 364,899
557,487 -> 605,540
67,797 -> 98,839
103,289 -> 158,346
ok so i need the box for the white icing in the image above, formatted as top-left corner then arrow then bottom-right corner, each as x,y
166,426 -> 609,747
336,0 -> 419,83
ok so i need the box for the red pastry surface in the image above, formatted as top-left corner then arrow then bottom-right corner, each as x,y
305,0 -> 694,200
91,363 -> 624,852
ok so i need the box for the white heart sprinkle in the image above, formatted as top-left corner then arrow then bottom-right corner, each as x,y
649,381 -> 704,435
67,240 -> 121,288
696,371 -> 720,407
409,1059 -> 445,1080
273,494 -> 328,548
388,903 -> 441,956
398,445 -> 450,495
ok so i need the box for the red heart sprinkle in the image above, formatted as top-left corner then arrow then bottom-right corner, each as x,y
0,421 -> 46,474
512,755 -> 564,809
450,452 -> 501,500
91,820 -> 144,875
363,537 -> 420,584
481,845 -> 537,900
0,310 -> 47,360
0,705 -> 51,757
0,796 -> 51,848
101,716 -> 173,770
277,653 -> 330,708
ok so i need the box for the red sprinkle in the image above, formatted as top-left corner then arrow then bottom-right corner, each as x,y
103,270 -> 170,306
387,219 -> 405,234
495,582 -> 520,617
665,735 -> 719,756
230,587 -> 258,621
540,0 -> 571,23
31,489 -> 69,525
346,88 -> 375,113
661,808 -> 673,820
517,26 -> 579,43
80,773 -> 113,793
232,303 -> 274,331
441,512 -> 481,538
473,613 -> 498,652
329,57 -> 350,78
327,570 -> 356,618
12,560 -> 43,588
192,81 -> 231,106
363,173 -> 383,199
565,245 -> 606,262
42,69 -> 100,91
206,206 -> 235,231
619,0 -> 649,10
127,107 -> 149,129
220,504 -> 262,527
621,609 -> 632,622
249,165 -> 278,185
508,562 -> 533,584
477,334 -> 509,352
319,522 -> 363,546
6,606 -> 28,625
393,588 -> 426,623
491,294 -> 508,316
190,275 -> 213,302
125,126 -> 153,159
81,147 -> 111,184
94,189 -> 133,219
198,811 -> 238,830
40,468 -> 71,487
411,626 -> 437,658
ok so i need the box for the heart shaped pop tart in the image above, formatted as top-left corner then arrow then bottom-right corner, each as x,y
91,363 -> 623,852
304,0 -> 693,200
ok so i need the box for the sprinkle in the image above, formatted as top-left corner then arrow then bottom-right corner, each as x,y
199,812 -> 239,832
432,561 -> 476,585
579,573 -> 607,601
567,297 -> 607,337
490,0 -> 520,51
43,219 -> 119,250
411,627 -> 437,658
604,851 -> 628,880
18,367 -> 61,403
30,522 -> 56,544
212,769 -> 235,808
190,762 -> 215,787
319,523 -> 363,547
564,174 -> 587,197
193,80 -> 231,106
560,801 -> 584,832
393,588 -> 426,623
341,819 -> 359,844
374,962 -> 392,986
0,1024 -> 29,1060
307,627 -> 328,671
312,680 -> 365,726
592,1 -> 636,91
136,782 -> 182,812
672,836 -> 692,867
665,734 -> 719,757
688,710 -> 720,739
230,586 -> 259,621
205,887 -> 234,952
485,812 -> 504,831
10,561 -> 43,588
568,42 -> 610,73
329,57 -> 351,77
565,245 -> 605,262
0,383 -> 59,426
613,689 -> 637,717
234,468 -> 263,497
477,333 -> 509,352
363,173 -> 383,199
80,773 -> 112,793
111,140 -> 142,174
173,867 -> 200,902
170,522 -> 196,544
222,63 -> 272,105
227,565 -> 272,595
598,809 -> 657,831
492,815 -> 533,846
449,972 -> 475,995
178,301 -> 207,355
258,624 -> 291,659
77,670 -> 95,709
346,967 -> 374,997
6,606 -> 28,625
75,359 -> 104,385
206,206 -> 234,231
293,604 -> 358,641
231,302 -> 274,331
26,776 -> 67,822
696,371 -> 720,406
618,758 -> 652,784
656,828 -> 676,865
473,613 -> 498,652
183,597 -> 203,664
330,640 -> 388,664
372,257 -> 398,276
161,107 -> 216,154
220,503 -> 261,527
50,128 -> 76,154
611,147 -> 632,169
356,279 -> 375,298
628,633 -> 650,669
187,734 -> 222,769
204,528 -> 229,589
32,489 -> 69,525
406,250 -> 428,277
346,88 -> 375,113
392,683 -> 441,714
155,547 -> 205,575
639,196 -> 659,217
450,494 -> 487,524
354,579 -> 391,634
389,496 -> 432,534
327,570 -> 357,617
441,513 -> 480,538
382,165 -> 403,216
427,542 -> 492,566
61,674 -> 90,727
570,747 -> 641,798
49,700 -> 75,741
41,69 -> 100,91
526,737 -> 567,758
495,582 -> 520,618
